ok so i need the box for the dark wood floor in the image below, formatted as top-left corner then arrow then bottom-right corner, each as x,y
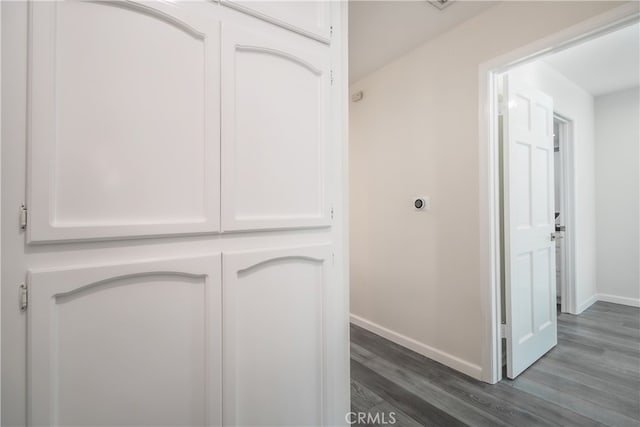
350,301 -> 640,426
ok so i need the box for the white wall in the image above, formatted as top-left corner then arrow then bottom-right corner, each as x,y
349,0 -> 628,380
594,87 -> 640,306
509,61 -> 597,313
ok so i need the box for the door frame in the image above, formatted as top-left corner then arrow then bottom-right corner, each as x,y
553,114 -> 575,315
478,3 -> 640,384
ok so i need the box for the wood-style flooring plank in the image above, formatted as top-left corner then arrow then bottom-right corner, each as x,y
351,359 -> 468,427
350,301 -> 640,427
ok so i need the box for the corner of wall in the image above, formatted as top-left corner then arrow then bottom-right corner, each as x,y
596,294 -> 640,308
575,293 -> 598,314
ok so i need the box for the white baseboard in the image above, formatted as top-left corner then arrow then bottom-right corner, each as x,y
596,293 -> 640,308
575,293 -> 640,313
350,314 -> 483,380
576,294 -> 598,314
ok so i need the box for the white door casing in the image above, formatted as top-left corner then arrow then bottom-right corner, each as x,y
221,25 -> 331,232
28,254 -> 222,426
27,0 -> 221,243
503,75 -> 557,379
222,245 -> 331,426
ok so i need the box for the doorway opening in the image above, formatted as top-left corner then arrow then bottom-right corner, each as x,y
482,9 -> 640,383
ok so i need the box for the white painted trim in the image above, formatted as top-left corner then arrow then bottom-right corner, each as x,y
336,1 -> 351,426
479,3 -> 640,384
330,3 -> 351,425
554,114 -> 578,315
478,60 -> 501,384
577,294 -> 640,312
350,314 -> 483,380
576,294 -> 598,314
0,1 -> 3,419
596,294 -> 640,308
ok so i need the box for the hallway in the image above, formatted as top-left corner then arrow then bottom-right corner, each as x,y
350,302 -> 640,426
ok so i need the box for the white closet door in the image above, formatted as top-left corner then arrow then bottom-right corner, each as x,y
221,1 -> 331,42
223,245 -> 331,426
27,0 -> 220,243
27,255 -> 222,426
221,25 -> 331,232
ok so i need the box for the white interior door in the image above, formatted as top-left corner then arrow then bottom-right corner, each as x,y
503,74 -> 557,379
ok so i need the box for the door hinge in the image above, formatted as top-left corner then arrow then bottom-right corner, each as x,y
20,283 -> 28,312
19,204 -> 28,230
330,70 -> 334,86
330,25 -> 333,37
330,207 -> 334,220
500,323 -> 508,339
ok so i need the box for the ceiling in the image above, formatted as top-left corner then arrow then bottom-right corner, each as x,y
543,23 -> 640,96
349,0 -> 497,83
